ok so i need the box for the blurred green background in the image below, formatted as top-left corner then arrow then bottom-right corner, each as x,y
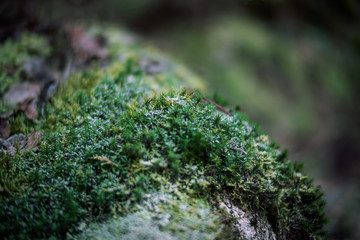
1,0 -> 359,239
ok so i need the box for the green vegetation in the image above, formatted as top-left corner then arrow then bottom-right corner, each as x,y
0,29 -> 326,239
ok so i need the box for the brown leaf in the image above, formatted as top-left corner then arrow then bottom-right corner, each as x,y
0,119 -> 11,138
18,97 -> 33,111
24,99 -> 38,120
66,24 -> 107,61
0,184 -> 3,192
3,82 -> 42,107
3,82 -> 42,121
25,130 -> 42,150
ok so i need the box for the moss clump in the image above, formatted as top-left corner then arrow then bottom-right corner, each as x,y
0,28 -> 326,239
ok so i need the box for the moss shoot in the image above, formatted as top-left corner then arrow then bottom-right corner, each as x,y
0,27 -> 326,239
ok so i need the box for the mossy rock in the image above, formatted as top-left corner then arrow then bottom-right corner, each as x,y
0,25 -> 326,239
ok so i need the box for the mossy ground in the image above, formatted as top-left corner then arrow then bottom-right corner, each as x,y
0,26 -> 326,239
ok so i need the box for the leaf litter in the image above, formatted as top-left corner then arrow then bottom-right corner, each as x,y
0,23 -> 106,140
0,130 -> 42,156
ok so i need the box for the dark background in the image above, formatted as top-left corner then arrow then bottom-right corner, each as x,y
1,0 -> 359,239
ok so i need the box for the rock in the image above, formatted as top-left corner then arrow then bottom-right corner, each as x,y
219,195 -> 276,240
0,131 -> 42,155
0,25 -> 326,240
0,133 -> 27,156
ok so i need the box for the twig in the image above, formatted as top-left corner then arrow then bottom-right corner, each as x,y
203,97 -> 230,115
230,146 -> 248,155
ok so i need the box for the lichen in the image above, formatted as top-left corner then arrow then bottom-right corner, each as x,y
75,191 -> 223,240
0,27 -> 326,239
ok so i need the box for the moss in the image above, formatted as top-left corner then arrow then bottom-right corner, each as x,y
0,28 -> 326,239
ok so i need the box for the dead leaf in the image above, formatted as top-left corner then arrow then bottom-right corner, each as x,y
0,184 -> 3,192
3,82 -> 42,121
3,82 -> 42,107
18,97 -> 33,111
93,156 -> 119,167
18,97 -> 39,120
0,119 -> 11,138
24,99 -> 38,120
25,130 -> 42,150
66,24 -> 107,62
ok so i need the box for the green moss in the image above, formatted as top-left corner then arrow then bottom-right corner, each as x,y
0,29 -> 326,239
